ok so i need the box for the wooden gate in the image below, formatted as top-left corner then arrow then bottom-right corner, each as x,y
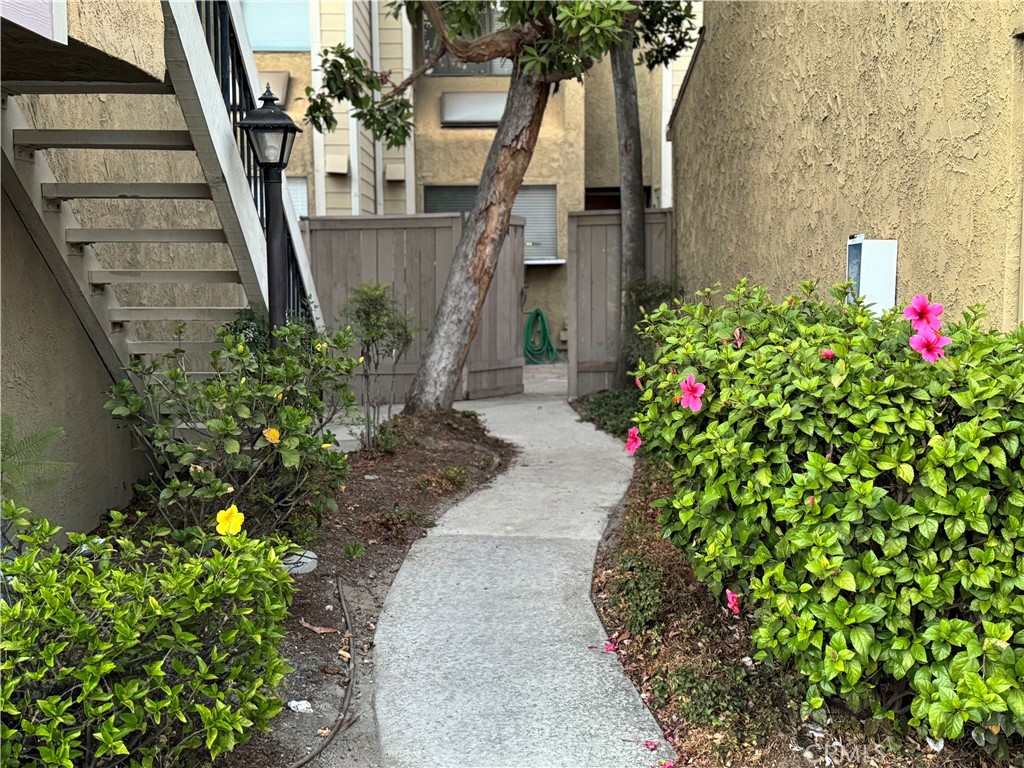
304,214 -> 525,401
568,210 -> 674,398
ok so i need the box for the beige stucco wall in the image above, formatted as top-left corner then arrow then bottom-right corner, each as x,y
65,0 -> 166,80
584,56 -> 662,191
254,51 -> 316,213
1,192 -> 148,534
670,1 -> 1024,330
413,75 -> 586,346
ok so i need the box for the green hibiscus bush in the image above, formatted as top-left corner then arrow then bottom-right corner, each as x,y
106,323 -> 357,538
634,280 -> 1024,755
0,500 -> 294,767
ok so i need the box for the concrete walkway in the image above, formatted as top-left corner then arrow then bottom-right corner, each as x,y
373,372 -> 674,768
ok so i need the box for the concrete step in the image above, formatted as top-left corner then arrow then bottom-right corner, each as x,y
126,341 -> 222,355
13,129 -> 194,150
43,183 -> 211,201
67,228 -> 226,244
110,307 -> 242,322
89,269 -> 240,285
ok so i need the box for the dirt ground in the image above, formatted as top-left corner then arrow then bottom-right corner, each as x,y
591,455 -> 1005,768
217,410 -> 515,768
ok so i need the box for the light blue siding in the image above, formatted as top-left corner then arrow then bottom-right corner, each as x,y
240,0 -> 310,52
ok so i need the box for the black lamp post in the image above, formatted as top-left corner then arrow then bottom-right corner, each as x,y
238,88 -> 302,348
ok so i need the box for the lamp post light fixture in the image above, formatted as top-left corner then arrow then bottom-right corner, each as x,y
238,88 -> 302,347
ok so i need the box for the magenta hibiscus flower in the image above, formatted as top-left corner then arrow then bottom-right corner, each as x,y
678,374 -> 705,413
903,294 -> 943,332
625,427 -> 642,455
909,328 -> 952,363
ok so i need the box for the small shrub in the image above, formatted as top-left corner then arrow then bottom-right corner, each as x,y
375,505 -> 429,533
572,388 -> 641,441
614,552 -> 665,635
636,280 -> 1024,754
106,324 -> 357,536
377,422 -> 400,455
416,466 -> 468,494
342,284 -> 415,451
343,541 -> 366,559
441,466 -> 467,489
0,501 -> 294,767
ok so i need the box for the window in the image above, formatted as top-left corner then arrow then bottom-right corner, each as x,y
286,176 -> 309,219
422,9 -> 513,77
240,1 -> 310,52
424,185 -> 558,262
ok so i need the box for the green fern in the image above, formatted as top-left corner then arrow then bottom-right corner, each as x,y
0,413 -> 73,502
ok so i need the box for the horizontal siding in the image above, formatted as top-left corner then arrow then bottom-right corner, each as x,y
321,0 -> 346,38
325,176 -> 352,215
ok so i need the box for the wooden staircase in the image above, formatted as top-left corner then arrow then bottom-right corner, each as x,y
0,0 -> 320,381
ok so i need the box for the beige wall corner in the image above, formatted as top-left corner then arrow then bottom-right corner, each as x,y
670,0 -> 1024,330
583,56 -> 662,192
65,0 -> 166,80
2,192 -> 148,535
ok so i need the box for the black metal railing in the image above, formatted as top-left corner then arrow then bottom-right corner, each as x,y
195,0 -> 310,323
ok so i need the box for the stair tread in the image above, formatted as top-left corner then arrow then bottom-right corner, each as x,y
89,269 -> 241,284
67,228 -> 226,244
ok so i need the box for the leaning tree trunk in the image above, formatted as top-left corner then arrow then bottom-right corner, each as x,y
405,68 -> 551,413
611,31 -> 647,387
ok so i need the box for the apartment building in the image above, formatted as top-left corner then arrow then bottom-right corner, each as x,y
242,0 -> 702,345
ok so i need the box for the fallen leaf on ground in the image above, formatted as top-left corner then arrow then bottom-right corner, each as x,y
317,728 -> 331,737
300,618 -> 339,635
338,648 -> 351,661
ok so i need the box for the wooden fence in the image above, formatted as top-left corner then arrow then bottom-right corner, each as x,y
304,214 -> 525,401
568,209 -> 674,398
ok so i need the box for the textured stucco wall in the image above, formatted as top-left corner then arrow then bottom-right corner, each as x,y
414,75 -> 586,346
670,1 -> 1024,329
584,56 -> 663,190
65,0 -> 166,80
1,192 -> 147,534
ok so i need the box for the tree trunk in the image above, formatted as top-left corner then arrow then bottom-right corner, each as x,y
405,68 -> 550,413
611,32 -> 647,387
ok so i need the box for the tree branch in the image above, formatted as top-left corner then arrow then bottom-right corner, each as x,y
384,44 -> 444,101
421,0 -> 536,63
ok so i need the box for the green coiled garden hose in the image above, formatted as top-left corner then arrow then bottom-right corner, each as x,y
523,308 -> 559,364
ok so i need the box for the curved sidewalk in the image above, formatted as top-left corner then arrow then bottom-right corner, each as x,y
373,388 -> 674,768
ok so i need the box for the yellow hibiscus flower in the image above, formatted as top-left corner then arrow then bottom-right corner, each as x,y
315,341 -> 328,353
321,443 -> 332,449
216,504 -> 244,536
263,427 -> 281,444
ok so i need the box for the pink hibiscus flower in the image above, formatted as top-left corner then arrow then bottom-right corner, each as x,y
909,328 -> 952,363
625,427 -> 642,455
635,377 -> 642,389
820,349 -> 835,360
678,374 -> 705,413
903,294 -> 944,332
726,589 -> 741,615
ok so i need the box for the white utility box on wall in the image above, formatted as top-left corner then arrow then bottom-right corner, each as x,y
847,234 -> 898,315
